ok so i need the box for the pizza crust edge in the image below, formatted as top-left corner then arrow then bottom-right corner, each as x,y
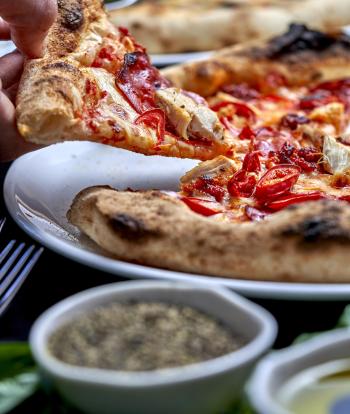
162,32 -> 350,96
16,0 -> 107,144
68,186 -> 350,283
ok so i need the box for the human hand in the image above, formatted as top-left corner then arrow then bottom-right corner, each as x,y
0,0 -> 57,162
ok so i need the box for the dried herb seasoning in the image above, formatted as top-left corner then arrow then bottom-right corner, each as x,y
48,301 -> 243,371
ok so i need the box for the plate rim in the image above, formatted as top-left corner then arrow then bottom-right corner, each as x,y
5,144 -> 350,301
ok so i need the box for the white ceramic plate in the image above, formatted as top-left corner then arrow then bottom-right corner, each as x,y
151,51 -> 213,68
105,0 -> 138,11
4,141 -> 350,301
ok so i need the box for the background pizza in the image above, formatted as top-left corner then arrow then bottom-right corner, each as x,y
109,0 -> 350,54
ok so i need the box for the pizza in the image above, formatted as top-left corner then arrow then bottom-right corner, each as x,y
69,24 -> 350,283
16,0 -> 229,160
108,0 -> 350,54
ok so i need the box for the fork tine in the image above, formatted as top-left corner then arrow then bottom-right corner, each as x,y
0,245 -> 35,295
0,243 -> 25,281
0,240 -> 16,265
0,217 -> 6,233
0,247 -> 43,315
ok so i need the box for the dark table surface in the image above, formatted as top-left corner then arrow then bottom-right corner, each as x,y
0,161 -> 348,350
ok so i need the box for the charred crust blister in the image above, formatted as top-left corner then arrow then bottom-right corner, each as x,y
58,0 -> 84,31
262,23 -> 350,58
109,214 -> 156,241
42,62 -> 80,74
282,216 -> 350,244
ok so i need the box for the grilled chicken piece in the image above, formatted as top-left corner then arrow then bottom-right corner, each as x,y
323,135 -> 350,175
155,87 -> 224,142
181,155 -> 237,184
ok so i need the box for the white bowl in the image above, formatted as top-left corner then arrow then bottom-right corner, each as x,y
30,281 -> 277,414
248,328 -> 350,414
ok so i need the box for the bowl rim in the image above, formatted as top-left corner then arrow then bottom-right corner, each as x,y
248,327 -> 350,414
30,280 -> 277,388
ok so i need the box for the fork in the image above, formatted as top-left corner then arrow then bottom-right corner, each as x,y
0,219 -> 43,315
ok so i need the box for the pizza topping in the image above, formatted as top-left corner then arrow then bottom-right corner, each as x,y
135,109 -> 165,145
254,165 -> 301,202
211,101 -> 257,123
242,151 -> 261,173
299,91 -> 337,111
244,206 -> 269,221
280,114 -> 309,130
311,78 -> 350,109
323,135 -> 350,176
265,192 -> 327,211
309,102 -> 345,133
239,125 -> 255,140
116,51 -> 170,113
181,197 -> 223,216
221,83 -> 260,101
227,170 -> 257,198
270,143 -> 322,173
155,88 -> 223,142
181,156 -> 236,183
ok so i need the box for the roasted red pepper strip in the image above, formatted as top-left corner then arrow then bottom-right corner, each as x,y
181,197 -> 222,216
227,170 -> 257,198
135,109 -> 165,145
242,151 -> 261,173
210,101 -> 256,122
239,125 -> 256,140
266,192 -> 326,211
311,78 -> 350,93
254,165 -> 301,202
191,178 -> 226,202
298,91 -> 337,110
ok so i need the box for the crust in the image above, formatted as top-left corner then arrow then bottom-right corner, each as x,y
16,0 -> 110,144
68,186 -> 350,283
109,0 -> 350,54
162,26 -> 350,96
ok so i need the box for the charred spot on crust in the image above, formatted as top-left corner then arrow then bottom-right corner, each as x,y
263,24 -> 350,58
218,1 -> 240,8
282,216 -> 350,243
58,0 -> 84,31
110,214 -> 155,241
42,62 -> 80,74
33,74 -> 72,87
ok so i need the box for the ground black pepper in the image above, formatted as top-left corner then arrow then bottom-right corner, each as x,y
49,302 -> 242,371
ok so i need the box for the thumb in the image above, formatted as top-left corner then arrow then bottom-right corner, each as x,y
0,0 -> 57,58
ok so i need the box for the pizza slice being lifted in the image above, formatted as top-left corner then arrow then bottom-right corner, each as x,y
16,0 -> 227,160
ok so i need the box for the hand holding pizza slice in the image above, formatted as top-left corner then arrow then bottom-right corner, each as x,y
16,0 -> 228,160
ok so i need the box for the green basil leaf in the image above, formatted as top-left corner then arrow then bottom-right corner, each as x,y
0,342 -> 38,413
0,342 -> 35,380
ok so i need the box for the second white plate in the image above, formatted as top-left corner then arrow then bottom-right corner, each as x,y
4,141 -> 350,301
